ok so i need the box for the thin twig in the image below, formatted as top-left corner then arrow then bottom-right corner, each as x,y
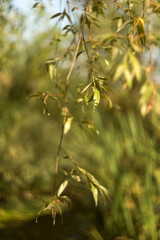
82,32 -> 95,85
53,0 -> 92,195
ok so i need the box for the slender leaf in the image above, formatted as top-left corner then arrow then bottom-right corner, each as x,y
57,180 -> 68,196
50,13 -> 62,19
93,88 -> 100,107
89,181 -> 98,206
48,64 -> 55,81
116,19 -> 133,33
81,82 -> 92,94
64,117 -> 73,135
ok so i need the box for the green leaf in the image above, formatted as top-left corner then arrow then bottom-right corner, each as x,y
104,59 -> 110,66
48,64 -> 56,81
93,88 -> 100,107
89,181 -> 98,206
76,166 -> 109,203
57,180 -> 68,197
116,19 -> 133,33
71,175 -> 81,182
81,82 -> 92,94
64,117 -> 73,135
79,120 -> 99,135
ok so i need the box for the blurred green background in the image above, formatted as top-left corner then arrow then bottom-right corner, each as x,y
1,1 -> 160,239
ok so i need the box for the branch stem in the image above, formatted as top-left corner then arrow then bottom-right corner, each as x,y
53,0 -> 92,195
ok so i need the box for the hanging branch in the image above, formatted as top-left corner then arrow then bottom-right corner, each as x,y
53,0 -> 92,195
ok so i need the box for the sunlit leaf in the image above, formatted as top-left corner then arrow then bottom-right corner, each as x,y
71,175 -> 81,182
104,59 -> 110,66
75,166 -> 109,204
89,181 -> 98,206
57,180 -> 68,196
116,19 -> 133,33
81,82 -> 92,94
64,117 -> 73,135
48,64 -> 56,81
93,88 -> 100,107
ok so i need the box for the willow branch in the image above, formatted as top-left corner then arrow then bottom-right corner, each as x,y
53,0 -> 92,195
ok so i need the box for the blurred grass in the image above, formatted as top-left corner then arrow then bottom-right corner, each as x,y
1,97 -> 160,239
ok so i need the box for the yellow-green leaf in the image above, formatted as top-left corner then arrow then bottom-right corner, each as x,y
48,64 -> 56,81
64,117 -> 73,135
90,182 -> 98,206
93,88 -> 100,107
116,19 -> 133,33
57,180 -> 68,197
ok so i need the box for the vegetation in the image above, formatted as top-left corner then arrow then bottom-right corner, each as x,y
1,0 -> 160,239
